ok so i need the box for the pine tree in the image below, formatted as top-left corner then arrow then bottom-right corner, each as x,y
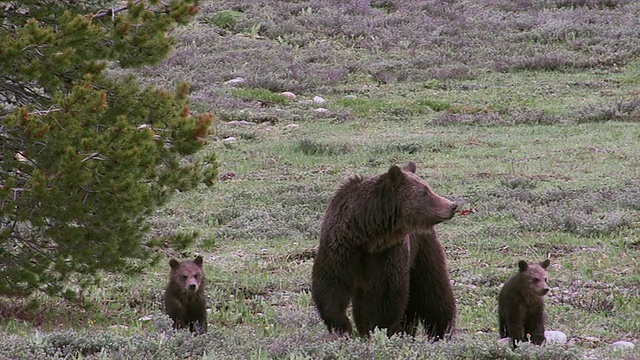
0,0 -> 217,298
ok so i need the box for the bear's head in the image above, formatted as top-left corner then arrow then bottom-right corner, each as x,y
517,259 -> 550,296
169,255 -> 204,294
386,161 -> 458,229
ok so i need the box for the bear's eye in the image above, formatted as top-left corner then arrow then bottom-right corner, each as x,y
182,275 -> 188,281
532,277 -> 540,283
193,274 -> 199,280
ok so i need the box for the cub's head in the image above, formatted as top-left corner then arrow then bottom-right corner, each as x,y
518,259 -> 551,296
169,255 -> 204,293
387,161 -> 458,226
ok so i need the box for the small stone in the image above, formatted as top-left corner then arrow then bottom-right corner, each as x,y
283,124 -> 299,129
498,337 -> 511,346
227,120 -> 253,126
313,96 -> 326,104
14,152 -> 28,162
611,341 -> 635,350
225,77 -> 245,85
223,137 -> 237,143
109,325 -> 129,330
344,95 -> 357,99
138,315 -> 154,322
315,108 -> 328,113
545,330 -> 568,344
281,91 -> 296,99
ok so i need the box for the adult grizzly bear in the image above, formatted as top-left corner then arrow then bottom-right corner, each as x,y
498,259 -> 551,348
311,162 -> 458,338
164,255 -> 207,334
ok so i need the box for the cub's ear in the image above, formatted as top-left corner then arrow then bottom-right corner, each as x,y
403,161 -> 417,173
517,260 -> 528,272
169,259 -> 180,270
540,259 -> 550,269
194,255 -> 204,267
388,165 -> 405,181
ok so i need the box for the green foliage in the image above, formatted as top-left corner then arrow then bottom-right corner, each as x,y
0,0 -> 217,297
294,139 -> 351,156
231,88 -> 290,105
416,98 -> 451,112
210,10 -> 244,29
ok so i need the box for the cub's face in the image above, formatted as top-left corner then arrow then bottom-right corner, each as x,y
169,256 -> 204,293
519,259 -> 550,296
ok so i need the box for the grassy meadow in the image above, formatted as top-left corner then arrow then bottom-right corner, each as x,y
1,0 -> 640,358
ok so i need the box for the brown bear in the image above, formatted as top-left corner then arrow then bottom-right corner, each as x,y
498,259 -> 551,348
311,162 -> 458,339
164,255 -> 207,334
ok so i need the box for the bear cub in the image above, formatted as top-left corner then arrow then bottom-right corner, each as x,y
498,259 -> 551,348
164,255 -> 207,334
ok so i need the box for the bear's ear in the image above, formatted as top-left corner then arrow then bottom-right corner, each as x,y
403,161 -> 417,173
194,255 -> 204,267
169,259 -> 180,269
387,165 -> 405,181
517,260 -> 528,272
540,259 -> 550,269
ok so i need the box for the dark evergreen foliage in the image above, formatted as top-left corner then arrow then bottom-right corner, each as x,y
0,0 -> 217,298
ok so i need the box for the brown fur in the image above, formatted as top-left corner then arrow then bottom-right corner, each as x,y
164,255 -> 207,334
498,259 -> 551,348
311,162 -> 457,338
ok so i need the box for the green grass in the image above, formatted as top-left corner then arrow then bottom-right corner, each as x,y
2,0 -> 640,358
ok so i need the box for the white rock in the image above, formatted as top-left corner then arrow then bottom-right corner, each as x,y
225,77 -> 245,85
14,152 -> 28,162
315,108 -> 328,113
498,337 -> 511,346
223,137 -> 237,143
227,120 -> 253,126
138,315 -> 154,322
545,330 -> 568,344
344,95 -> 357,99
611,341 -> 635,350
313,96 -> 326,104
281,91 -> 296,99
283,124 -> 299,129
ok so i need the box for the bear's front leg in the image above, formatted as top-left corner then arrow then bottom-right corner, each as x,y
353,244 -> 410,337
525,313 -> 546,345
403,231 -> 456,340
190,297 -> 208,334
312,246 -> 356,335
507,321 -> 526,348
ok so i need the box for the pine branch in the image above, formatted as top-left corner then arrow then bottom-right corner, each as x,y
0,107 -> 62,120
91,0 -> 142,20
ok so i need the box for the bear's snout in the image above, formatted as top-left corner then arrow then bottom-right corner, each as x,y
441,201 -> 458,219
541,287 -> 550,295
188,283 -> 197,291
